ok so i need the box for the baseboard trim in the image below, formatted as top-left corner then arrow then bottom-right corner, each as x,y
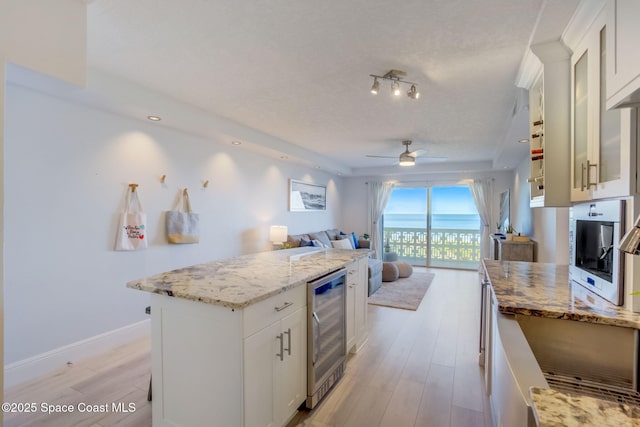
4,319 -> 150,388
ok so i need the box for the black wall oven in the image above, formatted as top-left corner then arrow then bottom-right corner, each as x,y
569,200 -> 625,305
306,268 -> 346,409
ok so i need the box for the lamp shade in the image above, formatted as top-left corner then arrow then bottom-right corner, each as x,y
269,225 -> 288,244
619,214 -> 640,255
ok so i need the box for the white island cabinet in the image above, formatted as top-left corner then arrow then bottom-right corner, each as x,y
127,247 -> 369,427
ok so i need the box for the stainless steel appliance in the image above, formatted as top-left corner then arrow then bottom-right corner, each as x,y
306,268 -> 346,409
569,200 -> 625,305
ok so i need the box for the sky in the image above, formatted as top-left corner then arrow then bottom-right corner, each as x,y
384,186 -> 479,215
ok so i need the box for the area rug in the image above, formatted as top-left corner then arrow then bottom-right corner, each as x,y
368,271 -> 435,311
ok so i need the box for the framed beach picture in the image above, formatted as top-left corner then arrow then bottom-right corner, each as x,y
289,179 -> 326,212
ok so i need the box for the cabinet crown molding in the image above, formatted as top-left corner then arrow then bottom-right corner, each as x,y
530,39 -> 572,63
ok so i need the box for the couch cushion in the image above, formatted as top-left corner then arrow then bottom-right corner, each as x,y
325,228 -> 341,241
308,231 -> 331,248
287,233 -> 310,248
331,239 -> 353,250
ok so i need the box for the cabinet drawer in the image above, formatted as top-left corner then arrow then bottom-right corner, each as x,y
243,285 -> 306,337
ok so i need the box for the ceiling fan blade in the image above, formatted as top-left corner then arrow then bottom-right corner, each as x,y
366,155 -> 398,159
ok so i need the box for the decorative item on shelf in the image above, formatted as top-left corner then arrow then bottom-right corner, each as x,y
166,188 -> 200,244
361,233 -> 370,240
505,224 -> 514,241
269,225 -> 288,250
115,183 -> 147,251
369,69 -> 420,99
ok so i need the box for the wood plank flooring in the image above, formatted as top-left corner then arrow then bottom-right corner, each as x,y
4,268 -> 491,427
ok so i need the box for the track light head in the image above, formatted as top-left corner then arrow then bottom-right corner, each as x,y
370,78 -> 379,95
391,80 -> 400,96
407,84 -> 420,99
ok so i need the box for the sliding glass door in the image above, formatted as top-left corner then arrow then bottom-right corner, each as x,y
383,185 -> 481,269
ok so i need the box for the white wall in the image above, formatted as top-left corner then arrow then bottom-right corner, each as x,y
4,82 -> 343,366
511,154 -> 569,264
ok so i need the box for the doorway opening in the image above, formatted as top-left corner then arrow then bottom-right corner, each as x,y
382,186 -> 481,269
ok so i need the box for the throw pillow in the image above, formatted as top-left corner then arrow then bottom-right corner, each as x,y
351,232 -> 360,249
331,239 -> 353,250
311,239 -> 328,248
299,237 -> 314,247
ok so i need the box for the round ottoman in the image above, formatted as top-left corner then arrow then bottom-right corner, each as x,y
382,262 -> 399,282
395,262 -> 413,278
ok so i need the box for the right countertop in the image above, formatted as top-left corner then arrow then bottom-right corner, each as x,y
482,259 -> 640,329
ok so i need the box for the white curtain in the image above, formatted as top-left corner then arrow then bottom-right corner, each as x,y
368,181 -> 395,260
468,179 -> 494,267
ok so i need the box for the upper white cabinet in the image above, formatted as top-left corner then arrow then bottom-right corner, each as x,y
606,0 -> 640,109
527,41 -> 572,208
570,3 -> 637,201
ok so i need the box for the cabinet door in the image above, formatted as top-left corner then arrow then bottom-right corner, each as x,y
354,259 -> 368,349
606,0 -> 640,109
278,307 -> 307,425
571,42 -> 591,202
244,322 -> 280,427
346,279 -> 356,352
571,7 -> 633,201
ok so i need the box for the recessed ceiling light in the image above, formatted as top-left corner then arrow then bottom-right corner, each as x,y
518,139 -> 529,143
280,155 -> 288,160
147,115 -> 161,121
231,140 -> 242,145
315,166 -> 321,169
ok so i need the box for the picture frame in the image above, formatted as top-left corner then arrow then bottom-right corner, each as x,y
289,179 -> 326,212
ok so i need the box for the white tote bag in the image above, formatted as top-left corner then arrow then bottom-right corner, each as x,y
166,188 -> 200,244
115,188 -> 148,251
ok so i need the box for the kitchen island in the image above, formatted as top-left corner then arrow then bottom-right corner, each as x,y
127,247 -> 369,427
482,259 -> 640,427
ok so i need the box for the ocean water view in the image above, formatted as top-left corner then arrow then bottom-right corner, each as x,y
384,213 -> 481,230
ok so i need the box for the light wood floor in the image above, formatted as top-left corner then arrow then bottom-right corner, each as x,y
4,268 -> 491,427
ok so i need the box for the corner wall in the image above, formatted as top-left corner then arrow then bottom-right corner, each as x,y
4,81 -> 342,383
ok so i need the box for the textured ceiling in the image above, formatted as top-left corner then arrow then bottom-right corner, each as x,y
86,0 -> 550,174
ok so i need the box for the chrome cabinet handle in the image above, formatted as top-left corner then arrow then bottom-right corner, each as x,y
276,333 -> 284,361
284,328 -> 291,356
581,162 -> 586,191
274,301 -> 293,312
587,160 -> 598,189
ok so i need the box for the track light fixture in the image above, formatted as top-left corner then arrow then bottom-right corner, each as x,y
370,78 -> 380,94
369,69 -> 420,100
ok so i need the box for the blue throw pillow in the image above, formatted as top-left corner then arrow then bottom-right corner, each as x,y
300,237 -> 314,247
351,232 -> 359,249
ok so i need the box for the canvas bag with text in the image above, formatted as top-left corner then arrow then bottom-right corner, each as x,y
114,188 -> 148,251
166,188 -> 200,244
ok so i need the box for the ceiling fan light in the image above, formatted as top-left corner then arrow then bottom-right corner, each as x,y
391,81 -> 400,96
370,78 -> 379,95
399,152 -> 415,166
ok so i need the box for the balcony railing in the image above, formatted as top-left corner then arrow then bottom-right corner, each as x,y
383,227 -> 481,269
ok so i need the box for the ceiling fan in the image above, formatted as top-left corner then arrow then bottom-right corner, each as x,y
366,140 -> 446,166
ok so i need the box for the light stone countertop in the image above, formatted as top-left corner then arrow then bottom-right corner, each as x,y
530,387 -> 640,427
127,247 -> 369,309
482,259 -> 640,329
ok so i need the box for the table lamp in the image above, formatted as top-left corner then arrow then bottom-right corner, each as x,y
269,225 -> 288,250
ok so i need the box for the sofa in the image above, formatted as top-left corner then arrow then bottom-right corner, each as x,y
286,228 -> 383,296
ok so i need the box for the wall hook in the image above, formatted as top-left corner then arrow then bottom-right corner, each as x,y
128,183 -> 139,192
203,180 -> 209,189
160,174 -> 167,184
